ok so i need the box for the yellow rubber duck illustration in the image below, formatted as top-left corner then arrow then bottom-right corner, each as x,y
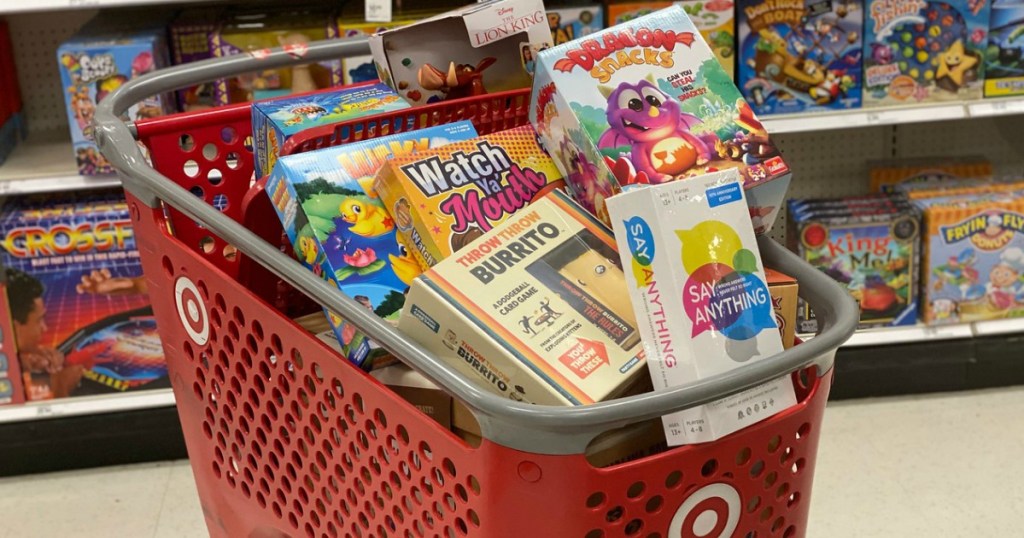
339,198 -> 394,237
388,235 -> 422,286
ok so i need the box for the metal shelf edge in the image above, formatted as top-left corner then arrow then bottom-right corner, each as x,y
0,389 -> 175,423
0,0 -> 214,15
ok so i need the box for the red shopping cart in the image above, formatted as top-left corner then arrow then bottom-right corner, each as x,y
94,37 -> 857,538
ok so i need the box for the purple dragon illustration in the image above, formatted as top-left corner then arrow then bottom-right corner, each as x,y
597,76 -> 717,183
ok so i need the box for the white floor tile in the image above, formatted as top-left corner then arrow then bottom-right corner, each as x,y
2,387 -> 1023,537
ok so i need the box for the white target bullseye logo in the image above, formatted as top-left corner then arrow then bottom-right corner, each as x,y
175,277 -> 209,346
668,483 -> 740,538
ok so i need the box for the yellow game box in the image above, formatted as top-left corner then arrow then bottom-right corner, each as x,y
373,125 -> 565,267
397,190 -> 646,405
868,156 -> 993,193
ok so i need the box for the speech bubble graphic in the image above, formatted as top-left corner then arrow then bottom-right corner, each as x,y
676,220 -> 743,274
733,248 -> 758,274
682,262 -> 733,338
726,336 -> 760,363
623,216 -> 656,266
719,273 -> 778,341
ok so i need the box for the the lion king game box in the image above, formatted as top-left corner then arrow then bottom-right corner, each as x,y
864,0 -> 991,106
398,190 -> 646,406
373,125 -> 565,267
0,191 -> 166,401
267,121 -> 479,367
737,0 -> 863,114
530,6 -> 792,234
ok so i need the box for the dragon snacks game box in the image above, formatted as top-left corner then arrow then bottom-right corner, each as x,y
373,125 -> 565,267
398,190 -> 646,405
267,121 -> 479,366
530,6 -> 791,234
252,83 -> 410,178
0,192 -> 166,401
863,0 -> 991,106
737,0 -> 864,114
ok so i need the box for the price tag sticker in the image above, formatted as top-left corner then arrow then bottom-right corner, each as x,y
68,0 -> 100,6
366,0 -> 393,23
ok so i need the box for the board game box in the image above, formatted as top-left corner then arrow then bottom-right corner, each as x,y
267,121 -> 479,367
868,156 -> 993,193
169,7 -> 223,111
737,0 -> 863,114
0,192 -> 167,401
369,0 -> 552,106
985,0 -> 1024,97
766,268 -> 798,348
864,0 -> 991,106
607,1 -> 736,81
251,83 -> 410,178
531,6 -> 791,234
398,190 -> 646,406
916,192 -> 1024,324
609,169 -> 796,445
547,4 -> 605,47
788,196 -> 922,331
210,7 -> 342,106
0,281 -> 24,405
373,125 -> 566,267
58,15 -> 174,175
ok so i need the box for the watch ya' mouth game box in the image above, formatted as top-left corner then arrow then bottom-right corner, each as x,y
373,125 -> 565,267
530,6 -> 791,234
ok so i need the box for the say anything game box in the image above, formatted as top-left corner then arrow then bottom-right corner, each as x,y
609,170 -> 796,445
530,6 -> 791,234
0,192 -> 166,401
398,190 -> 647,406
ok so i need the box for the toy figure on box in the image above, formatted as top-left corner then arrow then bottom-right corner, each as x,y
737,0 -> 863,114
864,0 -> 991,105
369,0 -> 552,106
531,7 -> 792,234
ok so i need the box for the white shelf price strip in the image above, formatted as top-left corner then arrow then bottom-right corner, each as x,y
0,389 -> 175,423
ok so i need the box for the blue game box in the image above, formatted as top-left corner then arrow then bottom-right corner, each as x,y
266,121 -> 479,367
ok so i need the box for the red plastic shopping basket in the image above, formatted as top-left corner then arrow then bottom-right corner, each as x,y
94,37 -> 857,538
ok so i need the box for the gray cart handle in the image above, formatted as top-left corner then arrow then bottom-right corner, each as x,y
94,37 -> 858,455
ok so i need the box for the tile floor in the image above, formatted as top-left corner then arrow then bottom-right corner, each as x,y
1,386 -> 1022,537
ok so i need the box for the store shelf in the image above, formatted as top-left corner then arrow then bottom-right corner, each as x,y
803,317 -> 1024,348
0,389 -> 174,424
973,318 -> 1024,337
0,0 -> 215,15
0,132 -> 121,195
764,96 -> 1024,134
